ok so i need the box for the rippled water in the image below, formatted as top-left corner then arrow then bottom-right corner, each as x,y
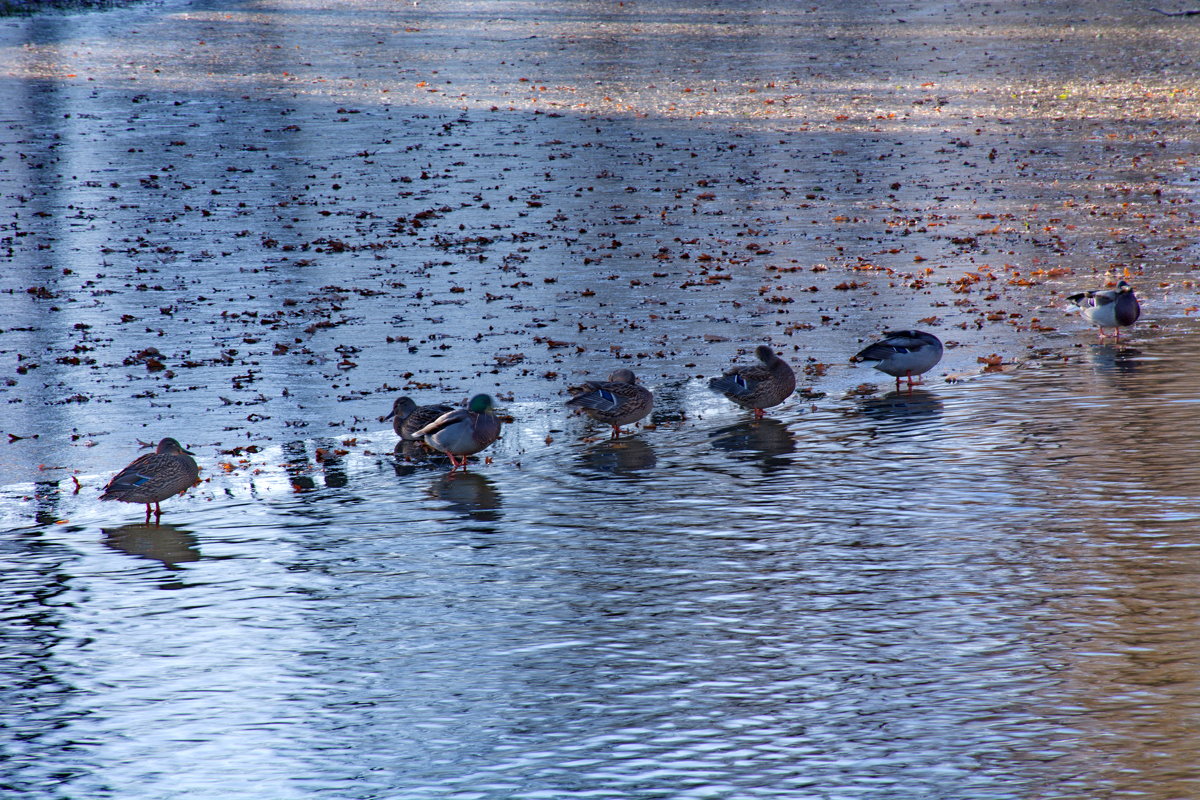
5,324 -> 1200,799
4,0 -> 1200,797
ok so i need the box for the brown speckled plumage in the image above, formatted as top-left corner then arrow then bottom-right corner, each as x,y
567,368 -> 653,438
708,345 -> 796,418
380,396 -> 455,440
100,437 -> 199,523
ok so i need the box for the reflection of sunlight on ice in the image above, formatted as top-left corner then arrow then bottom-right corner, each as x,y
0,438 -> 366,528
0,403 -> 562,527
1,0 -> 1197,496
5,2 -> 1198,124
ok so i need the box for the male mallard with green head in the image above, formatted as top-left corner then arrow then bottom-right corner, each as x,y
413,394 -> 502,471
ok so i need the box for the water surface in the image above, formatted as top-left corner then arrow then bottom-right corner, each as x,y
3,0 -> 1200,798
6,328 -> 1200,798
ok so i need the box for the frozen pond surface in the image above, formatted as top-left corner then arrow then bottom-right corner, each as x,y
2,0 -> 1200,797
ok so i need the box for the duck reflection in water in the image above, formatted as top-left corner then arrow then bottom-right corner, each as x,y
856,389 -> 944,422
579,436 -> 657,477
709,418 -> 796,464
391,439 -> 450,476
103,523 -> 200,570
33,480 -> 63,526
429,471 -> 502,522
314,440 -> 349,488
1084,343 -> 1142,377
281,439 -> 349,492
281,440 -> 318,493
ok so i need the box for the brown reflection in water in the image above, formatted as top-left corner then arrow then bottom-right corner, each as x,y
429,471 -> 502,523
709,418 -> 796,470
102,522 -> 199,570
578,437 -> 657,476
984,330 -> 1200,797
856,389 -> 945,424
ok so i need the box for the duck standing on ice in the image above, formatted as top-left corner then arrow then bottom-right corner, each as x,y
1067,280 -> 1140,340
851,330 -> 944,392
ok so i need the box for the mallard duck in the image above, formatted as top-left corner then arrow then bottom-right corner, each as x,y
566,368 -> 653,438
708,344 -> 796,418
1067,280 -> 1140,339
851,329 -> 943,391
413,393 -> 502,471
379,395 -> 454,440
100,437 -> 199,524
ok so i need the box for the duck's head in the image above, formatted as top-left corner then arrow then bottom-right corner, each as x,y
755,344 -> 776,363
380,396 -> 416,422
608,368 -> 637,384
157,437 -> 194,456
468,394 -> 495,414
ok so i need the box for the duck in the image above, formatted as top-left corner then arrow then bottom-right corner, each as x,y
412,393 -> 502,471
851,329 -> 944,391
1067,280 -> 1140,339
379,395 -> 454,440
100,437 -> 200,524
708,344 -> 796,418
566,368 -> 653,438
